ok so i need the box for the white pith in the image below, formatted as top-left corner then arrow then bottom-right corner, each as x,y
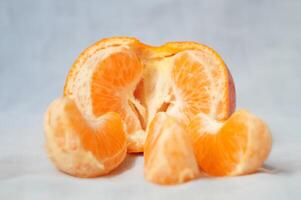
68,46 -> 129,124
189,51 -> 226,119
196,113 -> 223,135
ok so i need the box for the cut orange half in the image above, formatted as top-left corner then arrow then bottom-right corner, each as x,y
44,97 -> 127,177
64,37 -> 235,152
144,112 -> 199,185
188,109 -> 272,176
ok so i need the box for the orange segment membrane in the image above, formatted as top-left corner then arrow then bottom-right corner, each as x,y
189,110 -> 271,176
65,98 -> 126,165
91,51 -> 144,136
144,113 -> 199,184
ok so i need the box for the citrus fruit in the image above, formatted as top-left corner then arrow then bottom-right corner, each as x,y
64,37 -> 235,152
144,112 -> 199,185
188,109 -> 272,176
44,97 -> 127,177
44,36 -> 273,184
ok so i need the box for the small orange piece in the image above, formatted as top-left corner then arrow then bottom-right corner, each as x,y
188,110 -> 272,176
44,97 -> 127,177
144,113 -> 199,185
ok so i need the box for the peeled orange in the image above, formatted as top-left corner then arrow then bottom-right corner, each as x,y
64,37 -> 235,152
44,36 -> 272,183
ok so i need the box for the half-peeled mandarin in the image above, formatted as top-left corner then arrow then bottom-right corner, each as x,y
64,37 -> 235,152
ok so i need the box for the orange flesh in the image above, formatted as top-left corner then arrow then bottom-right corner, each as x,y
91,51 -> 143,136
191,119 -> 247,176
66,100 -> 126,167
171,52 -> 212,120
189,110 -> 271,176
45,97 -> 127,177
144,113 -> 199,185
63,37 -> 235,153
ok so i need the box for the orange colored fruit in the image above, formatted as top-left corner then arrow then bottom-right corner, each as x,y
64,37 -> 235,152
144,112 -> 199,185
44,36 -> 273,184
188,109 -> 272,176
44,97 -> 127,177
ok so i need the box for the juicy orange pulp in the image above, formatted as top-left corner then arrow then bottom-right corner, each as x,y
144,112 -> 199,185
188,110 -> 272,176
44,97 -> 127,177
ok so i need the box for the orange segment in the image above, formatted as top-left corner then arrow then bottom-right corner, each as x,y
141,48 -> 235,131
188,110 -> 272,176
44,97 -> 127,177
64,47 -> 145,152
168,50 -> 235,122
144,113 -> 199,185
90,51 -> 144,149
64,37 -> 144,97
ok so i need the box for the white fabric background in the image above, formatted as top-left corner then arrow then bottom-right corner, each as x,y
0,0 -> 300,199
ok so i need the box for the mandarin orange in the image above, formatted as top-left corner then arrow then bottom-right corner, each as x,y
63,37 -> 235,152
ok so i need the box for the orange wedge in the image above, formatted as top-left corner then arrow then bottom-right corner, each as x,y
64,37 -> 235,152
188,110 -> 272,176
166,49 -> 235,123
64,38 -> 145,152
44,97 -> 127,177
144,112 -> 199,185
